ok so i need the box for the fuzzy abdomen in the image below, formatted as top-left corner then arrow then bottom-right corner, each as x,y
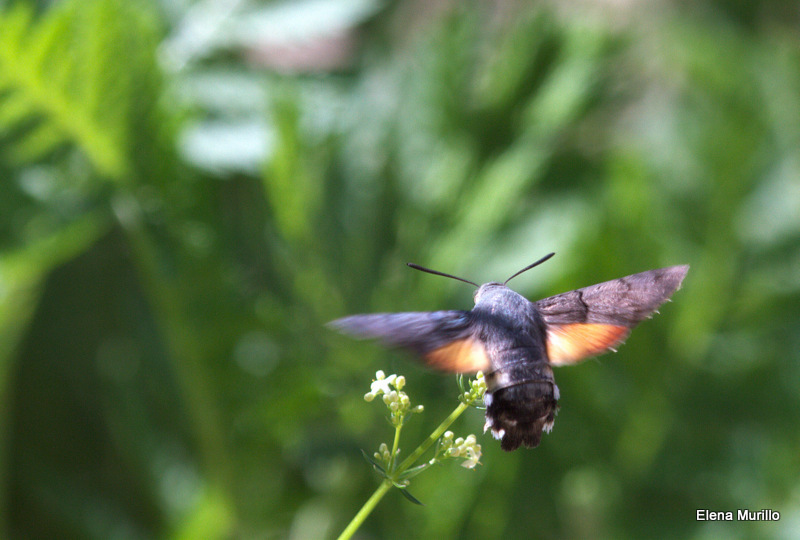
483,349 -> 559,451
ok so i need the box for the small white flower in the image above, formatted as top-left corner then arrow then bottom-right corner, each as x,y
377,443 -> 390,461
369,374 -> 395,398
461,444 -> 481,469
383,390 -> 400,406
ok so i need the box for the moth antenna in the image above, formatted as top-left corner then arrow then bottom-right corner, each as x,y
503,252 -> 556,285
407,263 -> 479,287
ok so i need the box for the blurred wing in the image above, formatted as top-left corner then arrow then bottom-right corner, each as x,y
535,265 -> 689,365
329,311 -> 490,372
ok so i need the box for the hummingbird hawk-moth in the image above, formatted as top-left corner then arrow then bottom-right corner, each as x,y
330,254 -> 688,451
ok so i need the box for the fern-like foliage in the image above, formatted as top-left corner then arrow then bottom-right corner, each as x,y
0,0 -> 159,180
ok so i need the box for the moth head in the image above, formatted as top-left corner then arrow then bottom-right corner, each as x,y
473,282 -> 504,305
474,253 -> 557,305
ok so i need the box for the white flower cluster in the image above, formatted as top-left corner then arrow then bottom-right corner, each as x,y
364,371 -> 423,426
373,442 -> 394,463
462,371 -> 487,404
438,431 -> 482,469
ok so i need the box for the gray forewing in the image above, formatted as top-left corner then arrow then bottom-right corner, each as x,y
534,265 -> 689,327
328,311 -> 474,356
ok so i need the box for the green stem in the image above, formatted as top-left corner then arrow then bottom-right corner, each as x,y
396,401 -> 469,473
337,480 -> 393,540
388,423 -> 402,472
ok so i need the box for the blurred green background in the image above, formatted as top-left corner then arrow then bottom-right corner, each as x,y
1,0 -> 799,538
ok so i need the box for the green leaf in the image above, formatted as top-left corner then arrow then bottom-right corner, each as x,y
397,487 -> 424,506
360,449 -> 387,475
396,462 -> 432,481
0,0 -> 159,178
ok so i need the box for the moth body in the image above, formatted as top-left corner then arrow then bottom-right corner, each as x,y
471,283 -> 558,450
